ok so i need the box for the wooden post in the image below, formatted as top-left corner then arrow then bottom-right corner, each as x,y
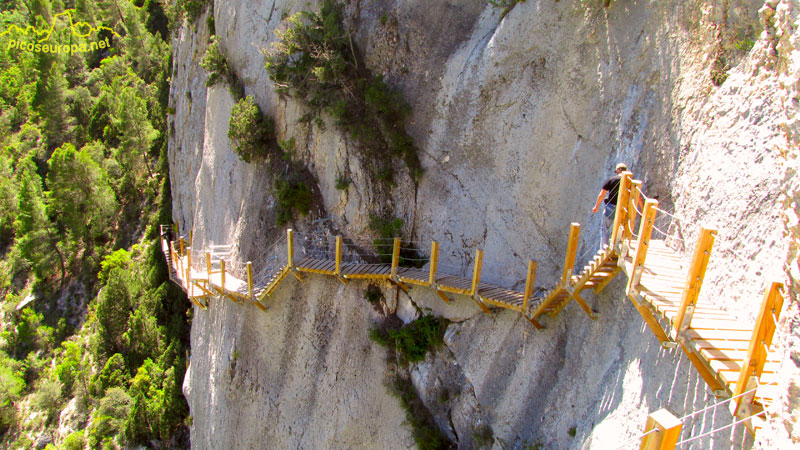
428,241 -> 439,285
206,252 -> 212,276
189,230 -> 193,247
561,223 -> 581,285
733,281 -> 784,417
470,249 -> 484,297
522,260 -> 537,313
246,262 -> 254,299
390,237 -> 401,279
186,247 -> 193,296
626,199 -> 658,293
673,227 -> 717,336
628,179 -> 643,240
179,237 -> 185,256
639,408 -> 682,450
185,247 -> 192,288
335,236 -> 343,277
610,172 -> 633,246
220,259 -> 226,293
287,229 -> 295,269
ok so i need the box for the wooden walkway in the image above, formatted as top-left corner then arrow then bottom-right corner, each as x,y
158,172 -> 784,435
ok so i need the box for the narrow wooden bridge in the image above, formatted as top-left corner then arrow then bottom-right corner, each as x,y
160,172 -> 784,436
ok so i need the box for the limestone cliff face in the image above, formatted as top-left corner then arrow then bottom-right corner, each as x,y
168,0 -> 800,448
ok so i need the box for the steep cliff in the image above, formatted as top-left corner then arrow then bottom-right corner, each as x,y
168,0 -> 799,448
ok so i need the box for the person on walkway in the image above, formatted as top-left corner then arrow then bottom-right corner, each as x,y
592,163 -> 628,248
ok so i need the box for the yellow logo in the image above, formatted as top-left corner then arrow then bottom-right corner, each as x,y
1,10 -> 120,55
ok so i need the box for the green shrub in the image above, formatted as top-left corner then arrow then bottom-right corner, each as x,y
264,1 -> 421,185
32,377 -> 63,423
390,377 -> 449,449
364,285 -> 383,303
177,0 -> 208,23
99,249 -> 131,284
228,96 -> 275,163
62,431 -> 87,450
372,315 -> 447,363
334,175 -> 351,190
200,37 -> 230,87
274,176 -> 312,225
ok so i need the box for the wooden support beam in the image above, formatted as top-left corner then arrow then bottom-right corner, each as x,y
436,290 -> 451,304
390,237 -> 401,279
626,199 -> 658,294
335,236 -> 343,277
180,237 -> 185,256
733,281 -> 784,418
572,291 -> 596,319
628,291 -> 672,344
185,247 -> 192,293
246,262 -> 254,299
522,260 -> 537,314
470,249 -> 484,297
628,179 -> 642,240
639,408 -> 682,450
525,315 -> 544,330
592,266 -> 622,294
287,229 -> 295,269
678,340 -> 726,393
610,172 -> 633,245
471,296 -> 492,315
673,227 -> 717,336
429,241 -> 439,285
561,223 -> 581,285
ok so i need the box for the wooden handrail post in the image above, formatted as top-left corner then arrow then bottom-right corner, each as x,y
639,408 -> 682,450
733,281 -> 784,417
287,229 -> 295,269
220,259 -> 226,292
179,237 -> 185,256
611,172 -> 633,246
673,227 -> 717,336
206,252 -> 212,276
628,179 -> 643,240
335,236 -> 343,277
626,199 -> 658,293
561,223 -> 581,285
390,237 -> 401,279
428,241 -> 439,285
522,260 -> 537,313
470,249 -> 484,297
186,247 -> 192,289
246,262 -> 254,299
189,230 -> 193,247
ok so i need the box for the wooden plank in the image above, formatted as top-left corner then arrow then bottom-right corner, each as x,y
678,341 -> 727,392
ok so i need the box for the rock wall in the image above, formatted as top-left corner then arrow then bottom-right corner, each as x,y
168,0 -> 800,448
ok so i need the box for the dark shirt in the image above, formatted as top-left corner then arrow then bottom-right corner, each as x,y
602,175 -> 621,205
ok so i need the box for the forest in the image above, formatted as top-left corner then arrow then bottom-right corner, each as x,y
0,0 -> 198,448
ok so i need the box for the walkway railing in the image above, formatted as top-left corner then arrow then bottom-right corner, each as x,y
158,169 -> 785,437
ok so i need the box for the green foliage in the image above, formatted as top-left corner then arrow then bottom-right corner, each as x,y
334,175 -> 351,190
0,1 -> 188,447
368,215 -> 424,267
363,284 -> 383,303
389,376 -> 450,449
264,1 -> 421,185
370,315 -> 447,364
32,377 -> 63,424
568,426 -> 577,437
473,425 -> 494,448
200,37 -> 230,87
124,359 -> 186,444
176,0 -> 208,23
61,431 -> 87,450
228,96 -> 275,163
99,249 -> 132,284
274,176 -> 312,225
